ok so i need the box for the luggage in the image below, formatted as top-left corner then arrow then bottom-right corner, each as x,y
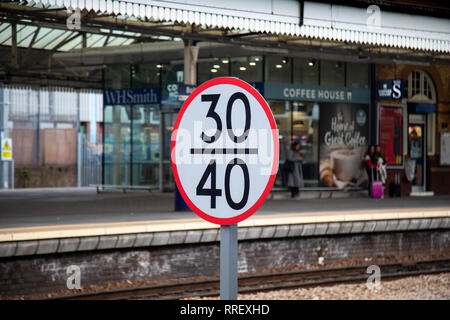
371,168 -> 383,198
389,173 -> 401,198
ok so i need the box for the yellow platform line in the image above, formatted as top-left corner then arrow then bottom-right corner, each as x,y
0,208 -> 448,242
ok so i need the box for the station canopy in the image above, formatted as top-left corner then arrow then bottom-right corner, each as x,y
0,0 -> 449,88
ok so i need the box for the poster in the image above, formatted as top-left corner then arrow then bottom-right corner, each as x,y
440,132 -> 450,166
319,103 -> 370,188
379,105 -> 403,167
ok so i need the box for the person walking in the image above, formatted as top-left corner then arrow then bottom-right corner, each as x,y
364,145 -> 377,197
286,141 -> 304,198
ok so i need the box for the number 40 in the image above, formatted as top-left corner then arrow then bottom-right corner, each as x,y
196,93 -> 251,210
197,159 -> 250,210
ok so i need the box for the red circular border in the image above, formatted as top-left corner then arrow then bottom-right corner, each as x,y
171,77 -> 279,225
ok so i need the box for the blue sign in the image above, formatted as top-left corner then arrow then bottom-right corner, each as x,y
262,83 -> 370,104
177,84 -> 198,102
103,88 -> 161,105
178,84 -> 197,96
407,102 -> 436,114
250,82 -> 265,96
377,79 -> 404,99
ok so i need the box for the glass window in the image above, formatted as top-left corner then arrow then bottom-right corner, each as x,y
104,65 -> 130,89
320,60 -> 345,87
293,58 -> 319,85
197,58 -> 230,85
271,100 -> 320,187
270,100 -> 291,165
103,105 -> 131,185
230,56 -> 262,82
291,102 -> 319,186
131,105 -> 160,186
265,56 -> 291,83
131,64 -> 159,88
346,62 -> 368,88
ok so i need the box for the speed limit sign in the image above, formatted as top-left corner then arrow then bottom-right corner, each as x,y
171,77 -> 279,225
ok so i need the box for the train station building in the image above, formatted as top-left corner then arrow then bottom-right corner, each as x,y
0,0 -> 449,196
0,1 -> 449,301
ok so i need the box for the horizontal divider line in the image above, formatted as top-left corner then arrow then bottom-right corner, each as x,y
190,148 -> 258,154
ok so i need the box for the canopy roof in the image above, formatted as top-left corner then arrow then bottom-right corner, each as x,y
21,0 -> 450,53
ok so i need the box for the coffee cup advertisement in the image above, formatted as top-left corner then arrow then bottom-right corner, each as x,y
319,103 -> 369,188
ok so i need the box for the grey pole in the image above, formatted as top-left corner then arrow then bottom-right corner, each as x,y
159,111 -> 164,192
76,91 -> 81,187
220,223 -> 238,300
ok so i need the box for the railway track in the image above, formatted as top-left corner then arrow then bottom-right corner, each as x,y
50,258 -> 450,300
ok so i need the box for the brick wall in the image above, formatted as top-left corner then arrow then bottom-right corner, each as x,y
0,230 -> 448,297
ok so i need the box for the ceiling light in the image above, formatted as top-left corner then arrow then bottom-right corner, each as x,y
156,64 -> 163,69
213,65 -> 220,69
240,66 -> 246,71
254,57 -> 260,62
249,61 -> 256,66
275,64 -> 282,69
282,59 -> 287,64
211,68 -> 218,73
307,60 -> 315,67
222,59 -> 229,64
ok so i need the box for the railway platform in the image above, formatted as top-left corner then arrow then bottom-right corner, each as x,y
0,187 -> 448,257
0,187 -> 449,298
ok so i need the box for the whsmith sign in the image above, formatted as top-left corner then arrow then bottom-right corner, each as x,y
252,83 -> 370,104
103,88 -> 161,105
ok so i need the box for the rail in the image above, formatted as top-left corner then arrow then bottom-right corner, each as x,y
44,258 -> 450,300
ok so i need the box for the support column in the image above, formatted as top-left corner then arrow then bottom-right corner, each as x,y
183,39 -> 199,86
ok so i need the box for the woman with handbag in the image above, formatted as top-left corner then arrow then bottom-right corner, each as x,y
286,141 -> 304,198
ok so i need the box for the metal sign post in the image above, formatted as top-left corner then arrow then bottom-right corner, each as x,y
220,224 -> 238,300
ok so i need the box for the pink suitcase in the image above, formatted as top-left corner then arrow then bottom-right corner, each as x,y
371,168 -> 383,198
371,181 -> 383,198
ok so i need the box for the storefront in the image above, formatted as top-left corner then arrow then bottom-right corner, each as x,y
375,64 -> 450,196
102,56 -> 372,190
103,88 -> 161,187
258,83 -> 370,188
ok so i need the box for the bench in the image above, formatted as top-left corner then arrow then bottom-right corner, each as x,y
91,184 -> 159,194
268,186 -> 365,199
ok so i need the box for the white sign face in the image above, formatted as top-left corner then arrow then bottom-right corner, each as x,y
1,138 -> 12,161
171,77 -> 279,225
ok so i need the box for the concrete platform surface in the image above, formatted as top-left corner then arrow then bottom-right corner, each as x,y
0,188 -> 448,256
0,187 -> 449,229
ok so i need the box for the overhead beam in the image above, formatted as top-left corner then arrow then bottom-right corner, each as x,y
22,26 -> 41,64
11,23 -> 17,68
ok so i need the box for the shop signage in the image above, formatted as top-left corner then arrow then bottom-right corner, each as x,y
377,80 -> 404,99
178,84 -> 197,101
263,83 -> 370,104
318,103 -> 370,189
103,88 -> 161,105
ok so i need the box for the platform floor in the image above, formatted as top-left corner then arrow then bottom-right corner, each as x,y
0,187 -> 449,230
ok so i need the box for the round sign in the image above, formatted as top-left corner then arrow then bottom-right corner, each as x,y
171,77 -> 279,225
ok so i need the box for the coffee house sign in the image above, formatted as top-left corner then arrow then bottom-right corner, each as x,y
259,83 -> 370,104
